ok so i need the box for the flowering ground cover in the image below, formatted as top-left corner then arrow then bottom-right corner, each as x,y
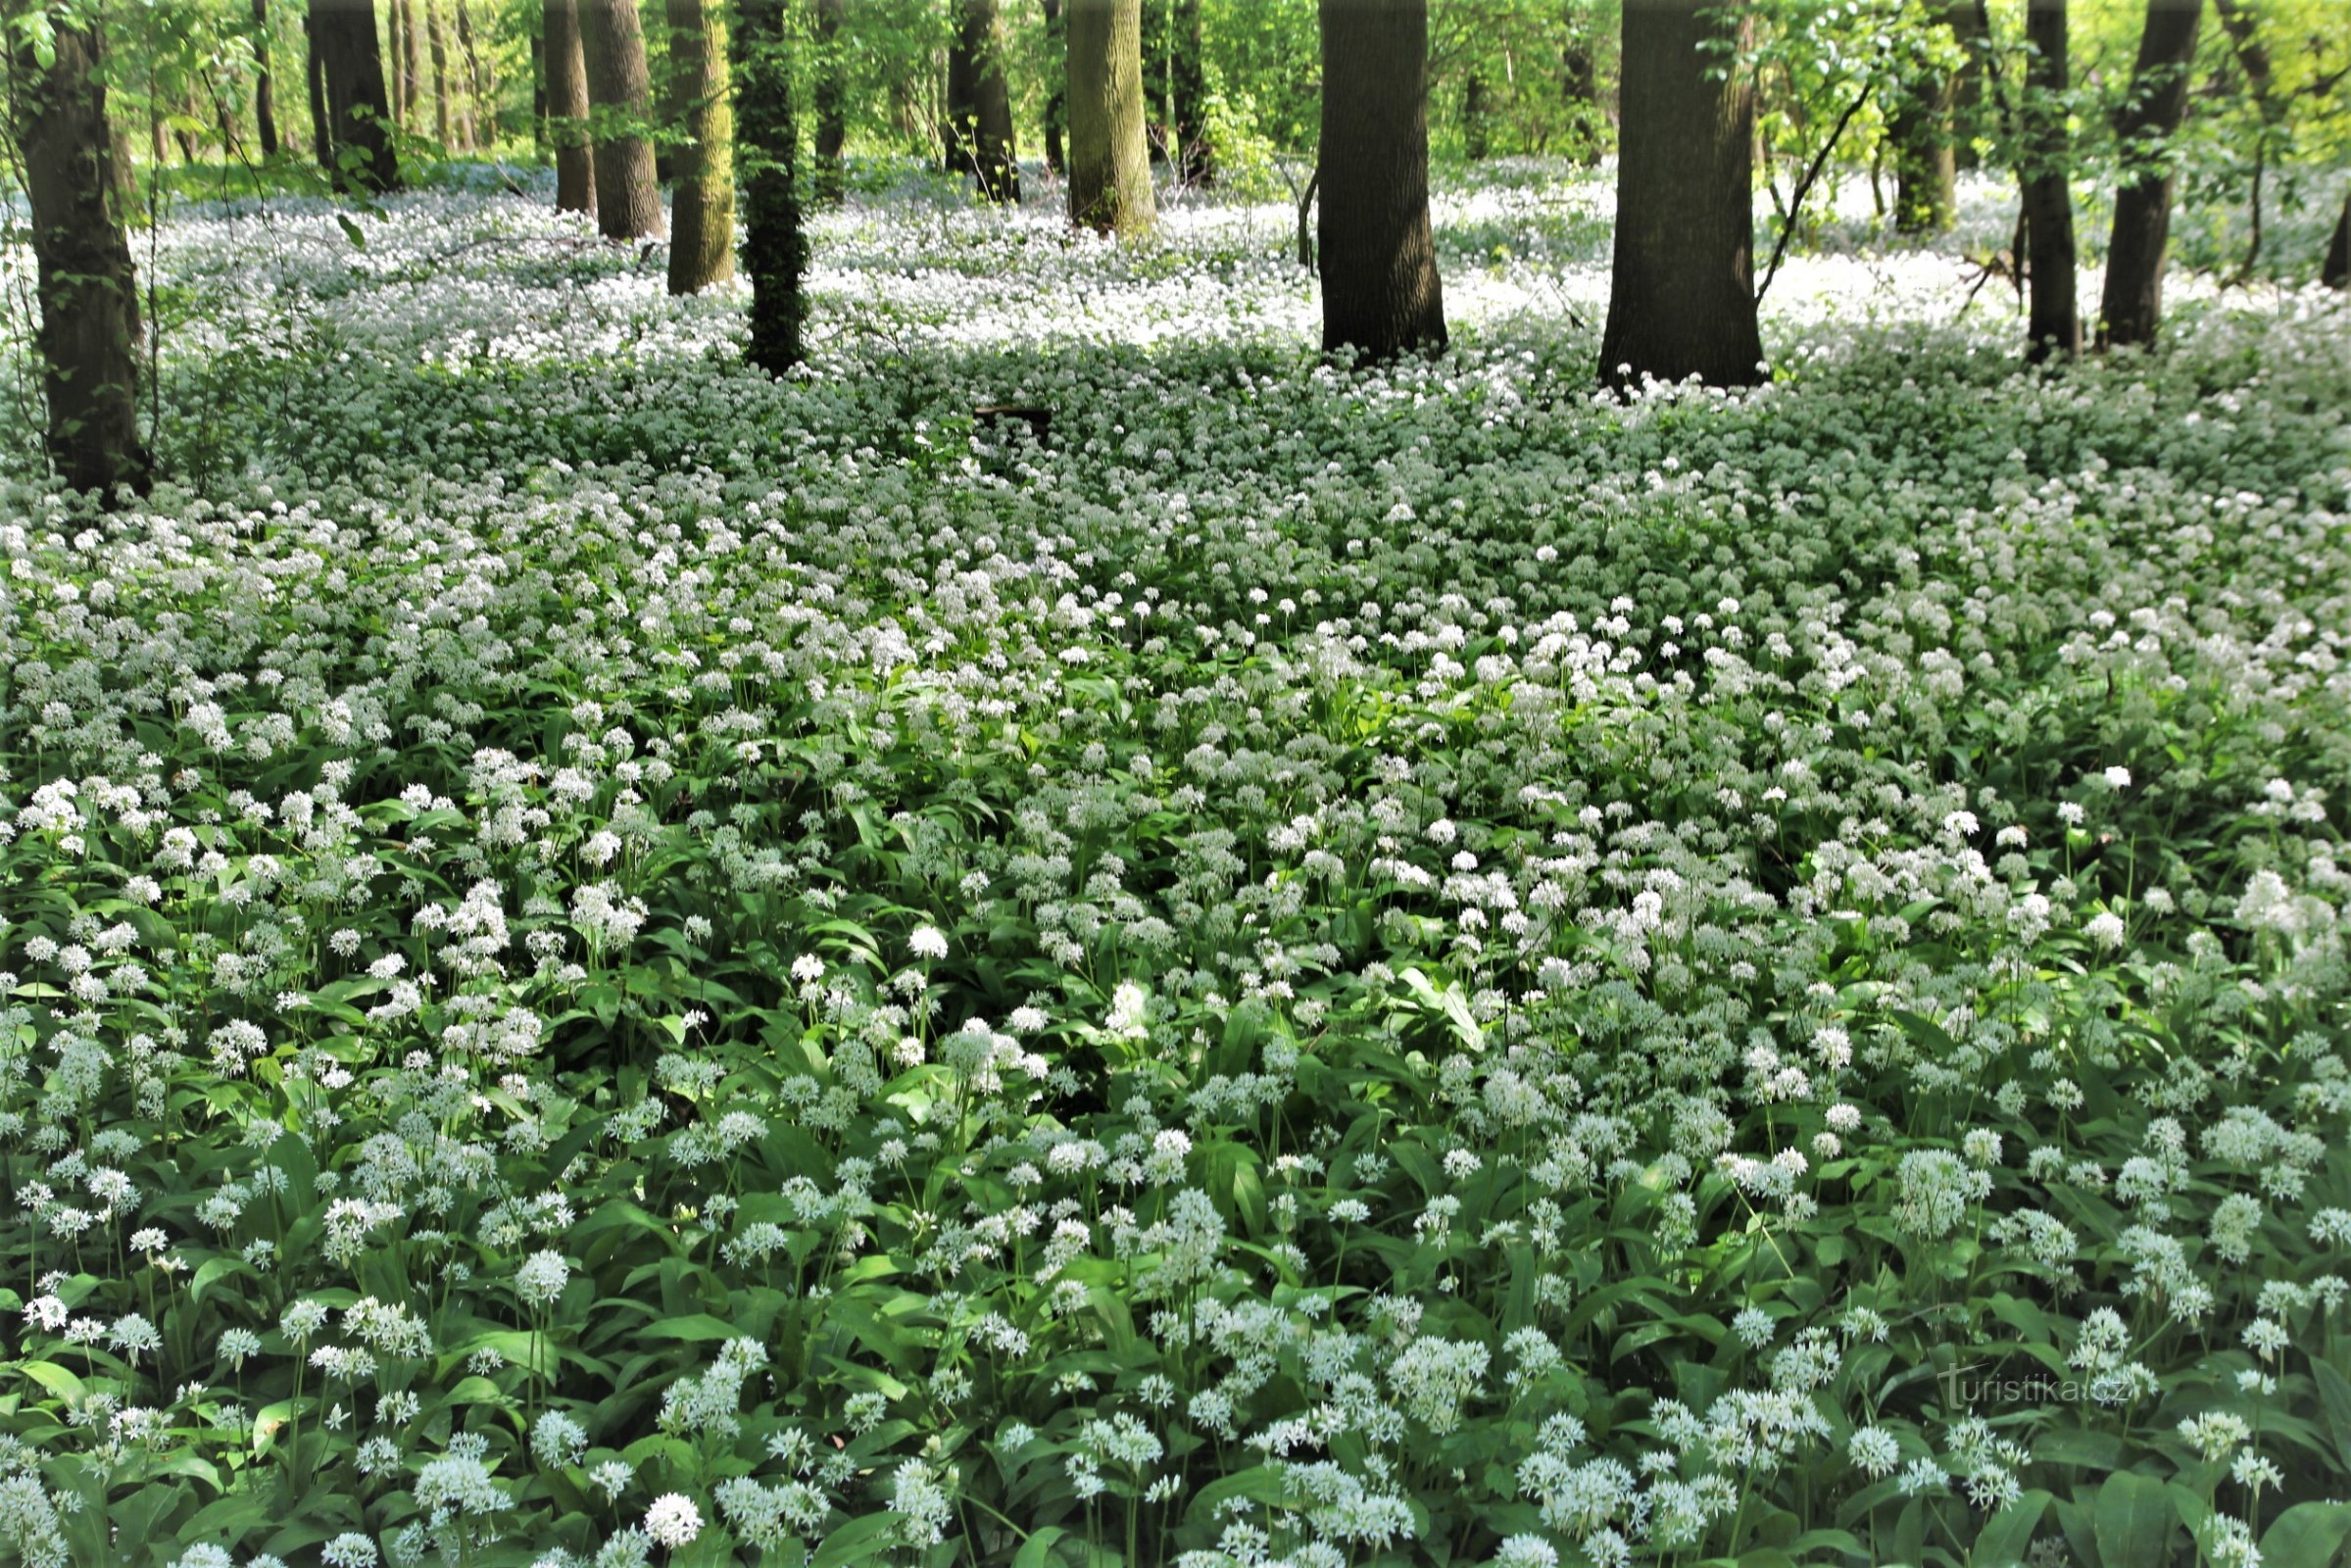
2,164 -> 2350,1568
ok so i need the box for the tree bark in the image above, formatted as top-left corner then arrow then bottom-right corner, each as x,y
1169,0 -> 1207,183
1318,0 -> 1445,360
2019,0 -> 2079,362
1041,0 -> 1065,173
395,0 -> 426,127
1598,0 -> 1763,389
306,7 -> 332,166
2325,195 -> 2349,289
665,0 -> 734,292
579,0 -> 661,237
737,0 -> 805,371
455,0 -> 490,140
544,0 -> 595,213
2097,0 -> 2200,348
253,0 -> 281,156
11,11 -> 149,497
813,0 -> 847,200
426,0 -> 459,145
947,0 -> 1018,201
1888,2 -> 1979,234
311,0 -> 400,191
1067,0 -> 1152,236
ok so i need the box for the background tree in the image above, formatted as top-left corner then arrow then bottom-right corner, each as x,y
1598,0 -> 1762,389
2018,0 -> 2078,361
1887,2 -> 1983,233
666,0 -> 733,290
2097,0 -> 2201,348
1067,0 -> 1152,236
1041,0 -> 1064,172
545,0 -> 596,213
252,0 -> 281,154
946,0 -> 1018,200
7,0 -> 150,495
578,0 -> 661,238
1146,0 -> 1208,182
813,0 -> 847,199
738,0 -> 806,369
393,0 -> 425,128
310,0 -> 399,191
1318,0 -> 1445,360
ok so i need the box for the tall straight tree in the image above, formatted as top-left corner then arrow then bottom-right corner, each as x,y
812,0 -> 847,201
665,0 -> 734,292
946,0 -> 1018,201
2019,0 -> 2079,361
1067,0 -> 1152,236
1888,1 -> 1984,234
310,0 -> 400,191
1041,0 -> 1065,172
393,0 -> 426,127
544,0 -> 596,214
306,9 -> 331,164
253,0 -> 281,155
426,0 -> 463,145
2328,198 -> 2350,289
1317,0 -> 1445,360
578,0 -> 661,238
8,0 -> 149,495
1598,0 -> 1762,389
737,0 -> 806,370
2097,0 -> 2201,348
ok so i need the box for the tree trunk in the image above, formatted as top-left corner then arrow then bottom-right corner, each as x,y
311,0 -> 400,191
426,0 -> 458,145
813,0 -> 847,199
545,0 -> 596,213
1598,0 -> 1763,389
2019,0 -> 2079,361
2325,194 -> 2349,289
306,8 -> 332,166
455,0 -> 490,141
253,0 -> 282,156
737,0 -> 805,371
1067,0 -> 1152,236
579,0 -> 660,236
1462,69 -> 1491,162
12,11 -> 149,497
1169,0 -> 1207,183
1318,0 -> 1445,361
1041,0 -> 1065,173
2097,0 -> 2200,348
531,29 -> 547,145
1561,37 -> 1602,162
395,0 -> 426,127
947,0 -> 1018,201
665,0 -> 734,292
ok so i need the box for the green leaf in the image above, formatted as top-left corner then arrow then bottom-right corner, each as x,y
2315,1359 -> 2351,1474
2260,1503 -> 2351,1568
2093,1472 -> 2176,1568
336,214 -> 367,250
811,1512 -> 904,1568
1973,1490 -> 2052,1568
1013,1526 -> 1070,1568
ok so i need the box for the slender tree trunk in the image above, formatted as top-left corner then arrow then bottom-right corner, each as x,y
2212,0 -> 2284,280
1170,0 -> 1207,183
455,0 -> 490,141
2325,195 -> 2349,289
1889,2 -> 1982,232
2019,0 -> 2079,361
1042,0 -> 1065,173
307,8 -> 332,166
545,0 -> 596,213
11,9 -> 149,497
531,29 -> 547,145
2097,0 -> 2200,348
737,0 -> 805,371
579,0 -> 660,236
1561,37 -> 1601,162
1462,69 -> 1491,162
426,0 -> 458,145
813,0 -> 847,201
1318,0 -> 1445,361
253,0 -> 282,155
396,0 -> 427,128
1598,0 -> 1763,389
1067,0 -> 1152,236
666,0 -> 734,291
947,0 -> 1018,200
311,0 -> 400,190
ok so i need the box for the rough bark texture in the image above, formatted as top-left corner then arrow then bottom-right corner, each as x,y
579,0 -> 661,238
12,13 -> 149,496
2327,195 -> 2349,289
545,0 -> 596,214
1318,0 -> 1445,361
1067,0 -> 1152,236
2097,0 -> 2201,348
1041,0 -> 1065,172
2019,0 -> 2079,361
946,0 -> 1018,201
813,0 -> 847,200
737,0 -> 805,371
311,0 -> 400,191
665,0 -> 734,293
1598,0 -> 1763,390
253,0 -> 281,156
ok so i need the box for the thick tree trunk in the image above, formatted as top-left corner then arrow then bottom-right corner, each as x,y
579,0 -> 660,237
2019,0 -> 2079,361
1067,0 -> 1152,236
2325,195 -> 2349,289
311,0 -> 400,191
544,0 -> 595,214
737,0 -> 805,371
665,0 -> 734,292
1318,0 -> 1445,360
1598,0 -> 1763,389
2098,0 -> 2200,348
813,0 -> 847,200
13,13 -> 149,497
253,0 -> 281,156
1042,0 -> 1065,173
947,0 -> 1018,201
